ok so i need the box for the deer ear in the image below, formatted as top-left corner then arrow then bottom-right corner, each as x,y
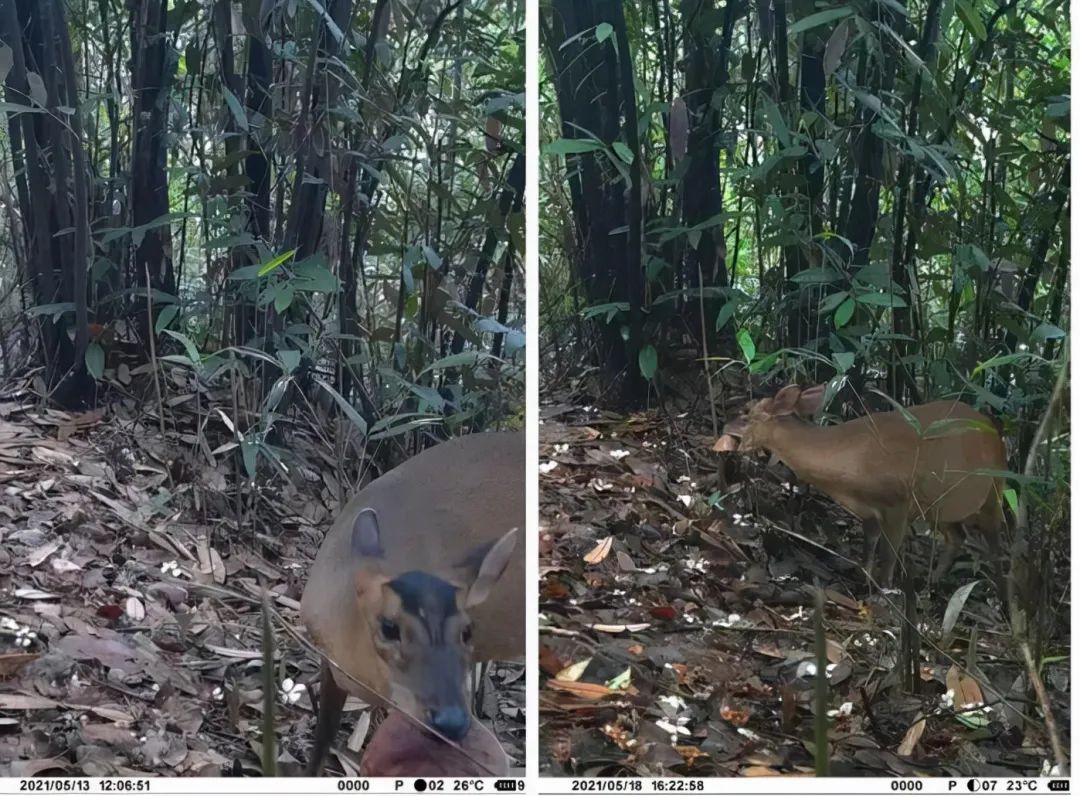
456,528 -> 518,608
771,385 -> 802,415
351,508 -> 385,560
796,385 -> 826,416
722,414 -> 748,437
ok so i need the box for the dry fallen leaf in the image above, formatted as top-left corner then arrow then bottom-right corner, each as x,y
545,680 -> 615,700
945,665 -> 983,708
590,622 -> 651,634
555,657 -> 592,683
583,536 -> 613,565
27,539 -> 61,567
897,715 -> 926,757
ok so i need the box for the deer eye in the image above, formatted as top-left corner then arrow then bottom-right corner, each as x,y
379,618 -> 400,641
461,625 -> 473,645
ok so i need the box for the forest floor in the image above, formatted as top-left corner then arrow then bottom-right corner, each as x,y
0,382 -> 524,777
537,390 -> 1069,778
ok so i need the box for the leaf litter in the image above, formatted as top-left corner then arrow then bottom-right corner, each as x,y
538,399 -> 1066,777
0,381 -> 523,776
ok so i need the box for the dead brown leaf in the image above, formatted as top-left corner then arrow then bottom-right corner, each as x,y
583,536 -> 613,564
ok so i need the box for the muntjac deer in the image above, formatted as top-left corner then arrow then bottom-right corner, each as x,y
722,385 -> 1008,587
301,432 -> 524,776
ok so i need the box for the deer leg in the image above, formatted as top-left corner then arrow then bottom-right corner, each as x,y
862,516 -> 882,577
307,659 -> 347,776
931,522 -> 964,583
973,484 -> 1009,597
878,509 -> 909,587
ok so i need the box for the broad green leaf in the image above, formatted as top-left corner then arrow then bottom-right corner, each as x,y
748,349 -> 781,374
544,138 -> 605,156
155,304 -> 179,334
638,344 -> 658,380
832,351 -> 855,372
294,261 -> 339,293
27,302 -> 76,321
789,7 -> 853,35
85,343 -> 104,379
955,0 -> 987,40
1031,323 -> 1066,343
240,438 -> 258,480
790,267 -> 840,285
818,291 -> 848,314
763,99 -> 790,148
854,291 -> 907,308
222,86 -> 249,131
736,328 -> 756,363
715,300 -> 737,332
835,297 -> 856,328
278,350 -> 302,373
164,330 -> 202,366
274,283 -> 295,313
595,22 -> 613,42
823,20 -> 849,76
612,141 -> 634,164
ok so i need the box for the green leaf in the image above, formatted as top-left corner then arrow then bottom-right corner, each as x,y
854,291 -> 907,308
832,351 -> 855,373
790,267 -> 840,285
835,297 -> 856,328
763,99 -> 790,148
163,330 -> 202,366
314,378 -> 369,436
240,438 -> 258,480
818,291 -> 848,314
955,0 -> 987,40
544,138 -> 605,156
274,283 -> 295,313
257,248 -> 297,277
155,304 -> 179,334
595,22 -> 613,42
748,349 -> 780,375
85,343 -> 104,379
27,302 -> 76,321
1031,323 -> 1066,343
638,345 -> 658,380
788,7 -> 853,35
612,141 -> 634,164
736,328 -> 756,363
278,350 -> 302,373
420,351 -> 500,374
222,86 -> 249,132
971,352 -> 1042,376
605,667 -> 632,690
294,260 -> 339,293
714,300 -> 737,332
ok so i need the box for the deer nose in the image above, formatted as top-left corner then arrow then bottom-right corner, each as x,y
428,706 -> 470,740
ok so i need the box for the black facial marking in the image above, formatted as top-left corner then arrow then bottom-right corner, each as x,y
387,571 -> 458,644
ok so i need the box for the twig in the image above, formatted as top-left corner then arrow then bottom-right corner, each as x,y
1020,642 -> 1068,775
